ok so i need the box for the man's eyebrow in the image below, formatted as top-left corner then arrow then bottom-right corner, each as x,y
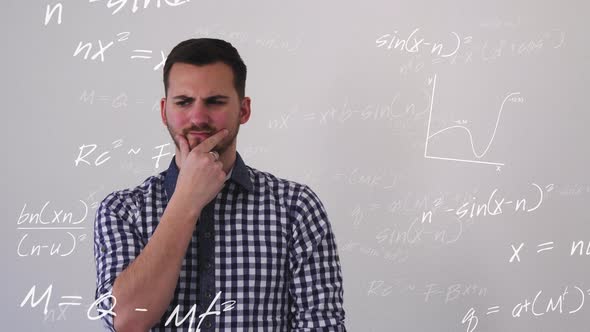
204,95 -> 230,100
171,94 -> 229,100
172,95 -> 194,100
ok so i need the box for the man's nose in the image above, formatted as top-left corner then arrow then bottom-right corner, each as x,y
187,100 -> 210,125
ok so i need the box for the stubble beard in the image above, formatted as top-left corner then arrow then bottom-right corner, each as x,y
166,122 -> 240,156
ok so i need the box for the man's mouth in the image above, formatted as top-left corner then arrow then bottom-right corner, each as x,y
188,131 -> 212,137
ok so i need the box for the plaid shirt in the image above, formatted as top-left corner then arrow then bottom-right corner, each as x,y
93,151 -> 346,331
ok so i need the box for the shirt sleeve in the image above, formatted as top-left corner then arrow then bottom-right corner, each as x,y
93,191 -> 143,331
288,185 -> 346,331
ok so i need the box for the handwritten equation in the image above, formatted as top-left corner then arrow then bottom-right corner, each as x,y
46,1 -> 189,18
16,201 -> 90,257
20,284 -> 236,332
422,183 -> 554,223
462,285 -> 589,332
375,26 -> 565,67
509,240 -> 590,263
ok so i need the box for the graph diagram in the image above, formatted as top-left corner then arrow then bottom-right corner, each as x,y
424,74 -> 522,167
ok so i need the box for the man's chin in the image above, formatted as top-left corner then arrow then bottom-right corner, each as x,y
188,142 -> 226,154
187,138 -> 203,150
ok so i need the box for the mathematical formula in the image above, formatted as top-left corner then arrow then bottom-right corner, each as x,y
20,284 -> 236,332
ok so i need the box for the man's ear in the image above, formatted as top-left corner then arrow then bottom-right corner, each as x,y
239,97 -> 252,124
160,97 -> 167,125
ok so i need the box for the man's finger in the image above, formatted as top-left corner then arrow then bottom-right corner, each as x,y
194,129 -> 229,153
177,134 -> 189,163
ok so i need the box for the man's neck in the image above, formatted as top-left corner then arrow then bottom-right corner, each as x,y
219,149 -> 236,175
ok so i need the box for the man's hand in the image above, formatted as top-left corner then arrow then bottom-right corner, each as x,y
174,129 -> 229,213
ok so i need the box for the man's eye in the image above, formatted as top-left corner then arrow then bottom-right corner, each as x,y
176,100 -> 190,106
208,100 -> 225,105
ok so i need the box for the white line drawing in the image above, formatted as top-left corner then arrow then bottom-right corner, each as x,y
424,74 -> 522,167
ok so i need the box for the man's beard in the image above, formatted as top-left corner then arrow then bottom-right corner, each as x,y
166,122 -> 239,155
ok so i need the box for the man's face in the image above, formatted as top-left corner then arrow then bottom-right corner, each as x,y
161,61 -> 250,156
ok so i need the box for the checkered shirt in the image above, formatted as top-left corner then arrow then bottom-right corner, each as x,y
93,151 -> 346,331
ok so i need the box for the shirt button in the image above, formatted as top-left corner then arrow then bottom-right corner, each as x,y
204,232 -> 211,238
206,291 -> 213,299
205,262 -> 212,270
205,320 -> 212,328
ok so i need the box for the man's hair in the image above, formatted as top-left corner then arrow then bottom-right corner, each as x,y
163,38 -> 247,100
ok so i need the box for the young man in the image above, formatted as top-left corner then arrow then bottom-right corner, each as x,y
94,38 -> 346,331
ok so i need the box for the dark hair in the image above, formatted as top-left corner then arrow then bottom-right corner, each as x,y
163,38 -> 247,100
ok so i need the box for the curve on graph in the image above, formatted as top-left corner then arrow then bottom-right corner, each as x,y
427,92 -> 521,159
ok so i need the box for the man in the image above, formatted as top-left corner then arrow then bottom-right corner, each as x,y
94,38 -> 346,331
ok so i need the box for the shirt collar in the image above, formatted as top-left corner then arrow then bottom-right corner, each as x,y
163,151 -> 253,201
